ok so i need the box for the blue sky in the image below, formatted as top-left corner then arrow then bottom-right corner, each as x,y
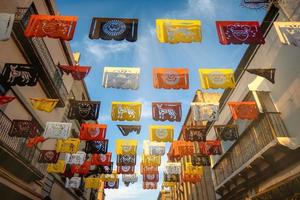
56,0 -> 266,199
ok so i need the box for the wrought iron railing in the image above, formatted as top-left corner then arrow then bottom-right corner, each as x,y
0,109 -> 46,175
213,113 -> 288,187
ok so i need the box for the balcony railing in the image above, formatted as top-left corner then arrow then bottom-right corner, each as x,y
0,110 -> 46,177
213,113 -> 288,187
13,6 -> 68,107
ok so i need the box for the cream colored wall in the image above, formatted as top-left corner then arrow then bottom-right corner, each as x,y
50,183 -> 75,200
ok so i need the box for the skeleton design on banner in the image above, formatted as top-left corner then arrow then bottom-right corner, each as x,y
43,122 -> 72,139
143,173 -> 159,182
149,125 -> 174,142
163,173 -> 180,182
199,140 -> 222,156
156,19 -> 201,43
89,18 -> 138,42
91,153 -> 112,166
8,120 -> 39,138
58,64 -> 91,80
56,138 -> 80,153
143,140 -> 165,156
117,125 -> 141,136
65,177 -> 81,189
111,102 -> 141,121
214,125 -> 239,141
183,125 -> 207,142
191,102 -> 219,122
104,179 -> 119,189
117,155 -> 136,166
164,162 -> 181,175
65,151 -> 86,165
24,15 -> 78,40
152,102 -> 182,122
143,182 -> 157,189
0,13 -> 14,41
102,67 -> 140,89
153,68 -> 189,89
274,22 -> 300,47
85,140 -> 109,154
79,123 -> 107,141
247,68 -> 276,84
68,100 -> 100,121
228,101 -> 258,120
192,154 -> 211,166
117,165 -> 135,174
1,63 -> 38,86
38,150 -> 60,163
216,21 -> 265,45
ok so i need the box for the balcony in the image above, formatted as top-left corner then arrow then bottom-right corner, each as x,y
212,113 -> 298,200
12,6 -> 68,107
0,110 -> 46,182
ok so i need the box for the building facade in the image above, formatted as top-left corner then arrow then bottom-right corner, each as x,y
0,0 -> 99,199
205,1 -> 300,200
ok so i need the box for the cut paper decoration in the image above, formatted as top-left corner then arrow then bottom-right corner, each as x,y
24,15 -> 77,40
65,151 -> 86,165
65,177 -> 81,189
143,182 -> 157,190
104,179 -> 119,189
164,162 -> 181,175
199,68 -> 235,89
191,154 -> 211,166
84,178 -> 101,189
8,120 -> 38,138
117,125 -> 141,136
117,165 -> 135,174
1,63 -> 38,86
89,18 -> 138,42
92,163 -> 113,175
56,138 -> 80,153
153,68 -> 189,89
102,67 -> 140,90
152,102 -> 182,122
246,68 -> 276,84
274,22 -> 300,47
162,182 -> 176,187
228,101 -> 258,120
198,140 -> 222,156
91,152 -> 112,166
43,122 -> 72,139
0,96 -> 15,105
38,150 -> 60,163
171,141 -> 194,157
0,13 -> 14,41
214,125 -> 239,141
140,163 -> 158,174
163,173 -> 179,182
240,0 -> 269,9
183,125 -> 207,142
149,125 -> 174,142
142,154 -> 161,166
184,162 -> 203,175
191,102 -> 219,122
99,172 -> 118,181
117,155 -> 136,166
122,174 -> 138,183
216,21 -> 265,45
143,173 -> 159,182
79,123 -> 107,141
73,52 -> 81,64
68,100 -> 100,121
85,140 -> 108,154
26,136 -> 45,148
156,19 -> 201,43
30,98 -> 59,112
143,140 -> 165,156
111,102 -> 142,121
58,64 -> 91,80
71,160 -> 91,175
47,160 -> 66,173
182,174 -> 201,183
115,139 -> 138,155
